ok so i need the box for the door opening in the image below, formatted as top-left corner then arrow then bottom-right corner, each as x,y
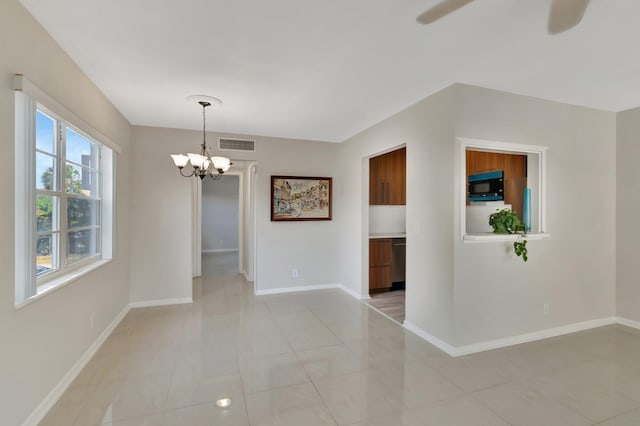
192,161 -> 257,286
202,174 -> 240,273
365,146 -> 407,324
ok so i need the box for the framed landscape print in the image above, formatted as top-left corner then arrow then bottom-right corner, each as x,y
271,176 -> 332,221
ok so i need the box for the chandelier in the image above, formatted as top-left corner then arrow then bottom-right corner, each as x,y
171,96 -> 232,180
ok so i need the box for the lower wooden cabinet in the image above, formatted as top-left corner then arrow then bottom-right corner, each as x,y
369,266 -> 392,291
369,239 -> 392,292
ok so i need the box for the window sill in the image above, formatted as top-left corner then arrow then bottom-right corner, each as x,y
463,233 -> 550,243
15,259 -> 112,310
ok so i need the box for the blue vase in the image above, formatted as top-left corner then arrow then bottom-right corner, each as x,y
523,188 -> 531,231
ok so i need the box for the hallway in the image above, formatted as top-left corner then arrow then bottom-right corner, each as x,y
41,253 -> 640,425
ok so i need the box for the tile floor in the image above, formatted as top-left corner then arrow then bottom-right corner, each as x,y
366,290 -> 405,324
41,253 -> 640,425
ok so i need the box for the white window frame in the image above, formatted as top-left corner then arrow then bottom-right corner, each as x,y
35,105 -> 104,283
14,75 -> 120,307
457,137 -> 550,242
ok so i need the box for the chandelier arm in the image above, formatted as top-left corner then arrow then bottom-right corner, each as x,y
208,171 -> 223,180
178,167 -> 196,178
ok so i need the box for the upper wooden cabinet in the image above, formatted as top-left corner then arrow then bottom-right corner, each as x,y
369,147 -> 406,205
466,150 -> 527,219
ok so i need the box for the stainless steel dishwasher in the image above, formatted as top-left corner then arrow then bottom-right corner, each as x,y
391,238 -> 406,286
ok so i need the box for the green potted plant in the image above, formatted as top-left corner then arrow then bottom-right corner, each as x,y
488,208 -> 528,262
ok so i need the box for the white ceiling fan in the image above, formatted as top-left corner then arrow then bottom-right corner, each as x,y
416,0 -> 591,34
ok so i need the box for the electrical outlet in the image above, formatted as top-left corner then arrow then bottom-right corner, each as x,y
291,268 -> 299,278
543,303 -> 550,316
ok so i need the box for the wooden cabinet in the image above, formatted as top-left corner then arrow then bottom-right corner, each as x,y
503,154 -> 527,220
369,239 -> 392,292
466,150 -> 527,219
369,147 -> 406,205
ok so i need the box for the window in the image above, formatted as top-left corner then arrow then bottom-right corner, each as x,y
458,137 -> 549,242
14,76 -> 118,306
35,108 -> 103,280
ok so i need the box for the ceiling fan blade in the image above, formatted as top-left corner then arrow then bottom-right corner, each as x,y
416,0 -> 475,25
548,0 -> 591,34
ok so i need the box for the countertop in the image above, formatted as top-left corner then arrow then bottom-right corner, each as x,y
369,232 -> 406,239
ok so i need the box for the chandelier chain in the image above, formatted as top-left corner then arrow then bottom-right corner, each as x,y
202,102 -> 206,148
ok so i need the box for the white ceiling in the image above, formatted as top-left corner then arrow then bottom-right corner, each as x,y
20,0 -> 640,142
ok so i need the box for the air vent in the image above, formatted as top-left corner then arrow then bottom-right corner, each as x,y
218,137 -> 255,152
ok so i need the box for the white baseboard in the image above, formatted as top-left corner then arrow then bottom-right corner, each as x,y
130,297 -> 193,308
404,317 -> 617,357
255,283 -> 341,296
252,282 -> 370,300
254,283 -> 371,301
202,249 -> 239,254
616,316 -> 640,330
403,321 -> 459,357
454,317 -> 617,356
23,304 -> 131,426
338,284 -> 369,300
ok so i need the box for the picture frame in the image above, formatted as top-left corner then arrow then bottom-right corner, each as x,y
271,176 -> 332,221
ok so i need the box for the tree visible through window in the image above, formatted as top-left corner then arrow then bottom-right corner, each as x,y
35,108 -> 101,281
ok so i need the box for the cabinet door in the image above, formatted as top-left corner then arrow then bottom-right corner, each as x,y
487,151 -> 505,173
467,151 -> 505,176
369,266 -> 392,291
369,239 -> 392,266
369,239 -> 392,291
503,154 -> 527,219
369,155 -> 384,205
369,148 -> 406,205
387,147 -> 406,205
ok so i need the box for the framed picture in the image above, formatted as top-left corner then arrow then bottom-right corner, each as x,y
271,176 -> 332,221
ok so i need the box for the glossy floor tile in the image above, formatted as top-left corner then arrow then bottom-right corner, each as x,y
41,252 -> 640,425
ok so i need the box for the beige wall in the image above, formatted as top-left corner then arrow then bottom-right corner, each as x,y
129,126 -> 341,302
0,1 -> 132,424
616,106 -> 640,321
453,84 -> 617,346
338,83 -> 617,349
338,86 -> 457,344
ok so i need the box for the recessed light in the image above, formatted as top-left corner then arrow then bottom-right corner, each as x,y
216,398 -> 232,408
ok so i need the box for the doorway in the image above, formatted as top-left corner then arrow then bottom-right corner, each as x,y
365,146 -> 407,324
192,161 -> 257,286
202,174 -> 240,274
